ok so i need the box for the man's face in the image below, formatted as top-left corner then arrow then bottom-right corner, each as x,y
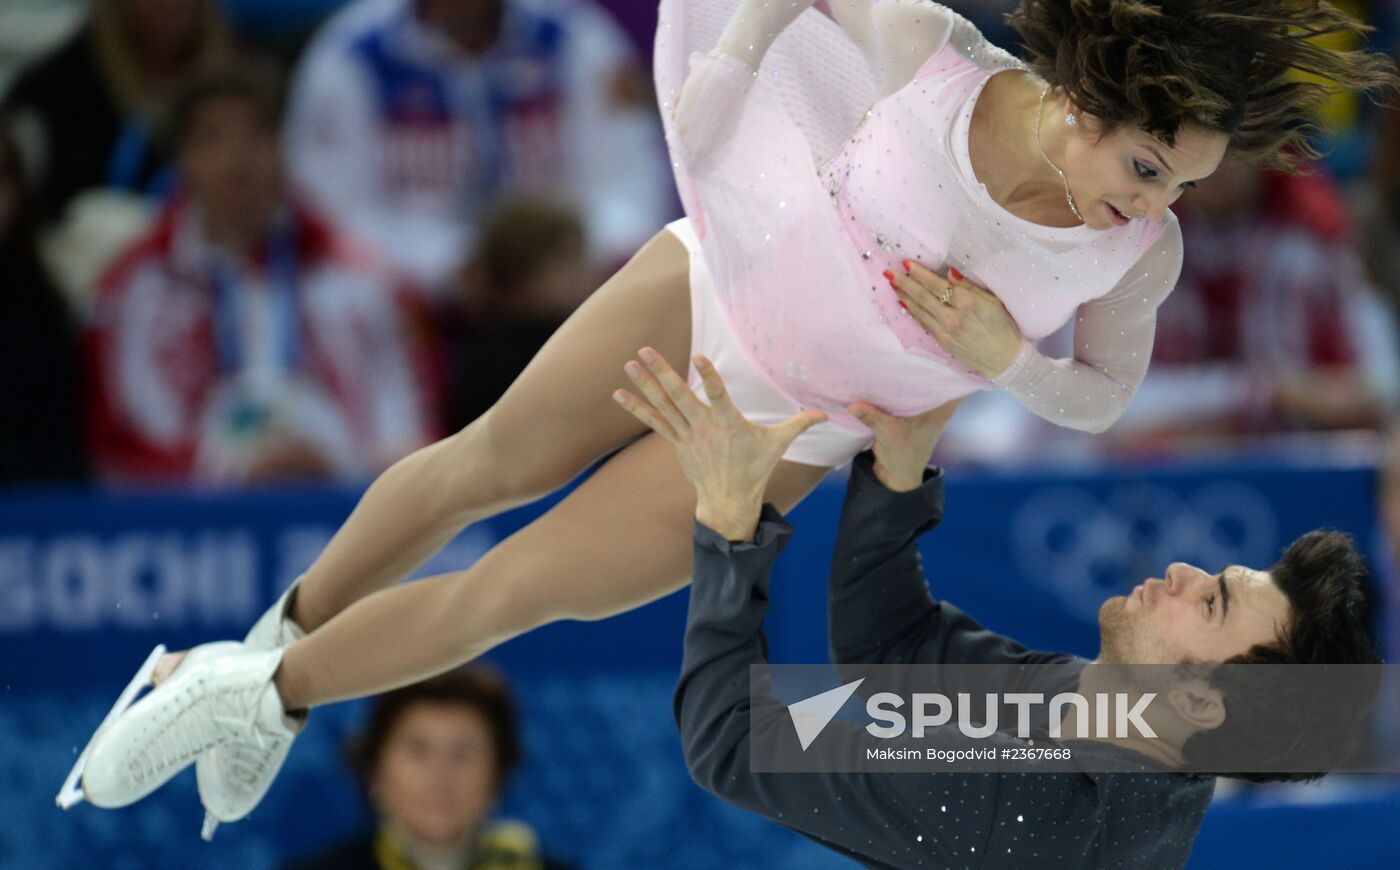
1098,562 -> 1291,664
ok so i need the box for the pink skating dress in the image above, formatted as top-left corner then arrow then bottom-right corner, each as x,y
655,0 -> 1182,467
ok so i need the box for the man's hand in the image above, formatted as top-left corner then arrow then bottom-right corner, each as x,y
613,348 -> 827,540
847,399 -> 963,492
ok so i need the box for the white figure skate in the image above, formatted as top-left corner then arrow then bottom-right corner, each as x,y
56,644 -> 168,812
197,577 -> 308,839
61,642 -> 298,820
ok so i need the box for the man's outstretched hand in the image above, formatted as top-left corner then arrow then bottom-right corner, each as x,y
848,399 -> 963,492
613,348 -> 827,540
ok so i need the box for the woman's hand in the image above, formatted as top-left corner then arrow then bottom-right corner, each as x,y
884,261 -> 1024,380
613,348 -> 827,540
847,399 -> 962,492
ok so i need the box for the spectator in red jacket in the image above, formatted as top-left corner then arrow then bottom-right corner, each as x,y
87,67 -> 437,484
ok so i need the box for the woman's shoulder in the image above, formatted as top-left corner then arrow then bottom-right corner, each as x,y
906,2 -> 1023,80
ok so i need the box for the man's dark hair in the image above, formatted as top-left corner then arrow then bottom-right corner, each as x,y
1182,531 -> 1382,782
344,665 -> 523,792
168,63 -> 283,150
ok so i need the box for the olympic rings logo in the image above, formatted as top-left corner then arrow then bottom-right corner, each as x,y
1009,481 -> 1280,616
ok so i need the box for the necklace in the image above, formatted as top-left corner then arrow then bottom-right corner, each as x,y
1035,85 -> 1084,223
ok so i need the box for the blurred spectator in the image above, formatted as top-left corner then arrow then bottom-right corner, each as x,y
285,666 -> 570,870
0,114 -> 87,485
1360,85 -> 1400,313
1280,0 -> 1380,179
445,198 -> 587,431
1101,161 -> 1400,454
86,67 -> 437,485
221,0 -> 350,51
283,0 -> 673,296
2,0 -> 234,220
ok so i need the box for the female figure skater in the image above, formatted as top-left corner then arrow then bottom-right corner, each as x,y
63,0 -> 1394,835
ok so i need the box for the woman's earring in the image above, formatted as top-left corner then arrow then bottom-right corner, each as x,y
1065,112 -> 1078,127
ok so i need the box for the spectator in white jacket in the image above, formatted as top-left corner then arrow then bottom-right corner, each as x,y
284,0 -> 674,297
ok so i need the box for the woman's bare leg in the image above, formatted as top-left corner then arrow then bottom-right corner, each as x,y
274,432 -> 831,709
290,227 -> 694,632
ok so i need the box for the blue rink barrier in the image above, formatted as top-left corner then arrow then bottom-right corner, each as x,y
1,454 -> 1396,868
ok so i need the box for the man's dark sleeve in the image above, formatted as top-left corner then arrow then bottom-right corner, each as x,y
827,452 -> 1044,674
673,507 -> 1002,869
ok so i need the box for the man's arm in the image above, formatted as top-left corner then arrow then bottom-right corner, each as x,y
613,354 -> 1006,865
827,452 -> 1042,673
674,511 -> 998,869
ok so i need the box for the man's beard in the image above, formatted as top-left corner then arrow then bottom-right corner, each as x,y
1097,596 -> 1133,663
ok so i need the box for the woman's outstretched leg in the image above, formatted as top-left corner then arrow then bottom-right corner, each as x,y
75,430 -> 829,817
274,432 -> 831,709
288,227 -> 695,633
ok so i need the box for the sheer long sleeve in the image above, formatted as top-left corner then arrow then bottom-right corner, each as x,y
671,1 -> 816,172
672,0 -> 963,173
992,218 -> 1184,434
671,49 -> 757,175
823,0 -> 958,97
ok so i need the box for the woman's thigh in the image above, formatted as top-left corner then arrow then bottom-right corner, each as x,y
467,432 -> 833,634
474,226 -> 694,494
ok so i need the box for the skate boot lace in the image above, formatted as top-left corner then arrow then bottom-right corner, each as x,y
125,674 -> 273,786
218,729 -> 289,789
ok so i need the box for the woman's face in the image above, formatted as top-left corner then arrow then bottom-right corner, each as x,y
370,702 -> 501,847
1064,116 -> 1229,230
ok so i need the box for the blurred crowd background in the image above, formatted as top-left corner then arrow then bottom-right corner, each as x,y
3,0 -> 1400,868
3,0 -> 1399,486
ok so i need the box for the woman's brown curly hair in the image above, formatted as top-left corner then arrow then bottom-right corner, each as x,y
1008,0 -> 1399,171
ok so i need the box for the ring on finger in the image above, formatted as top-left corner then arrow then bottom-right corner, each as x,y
937,286 -> 954,305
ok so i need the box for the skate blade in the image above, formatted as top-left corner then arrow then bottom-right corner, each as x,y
55,644 -> 167,810
202,812 -> 219,841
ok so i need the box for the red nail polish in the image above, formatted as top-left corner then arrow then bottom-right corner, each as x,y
897,301 -> 909,312
949,267 -> 963,282
882,269 -> 895,280
901,259 -> 911,272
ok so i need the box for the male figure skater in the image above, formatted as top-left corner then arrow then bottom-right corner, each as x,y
610,349 -> 1380,869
